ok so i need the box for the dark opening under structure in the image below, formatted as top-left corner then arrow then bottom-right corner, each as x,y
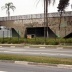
26,27 -> 57,38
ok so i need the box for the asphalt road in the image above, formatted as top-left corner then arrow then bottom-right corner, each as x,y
0,62 -> 72,72
0,47 -> 72,58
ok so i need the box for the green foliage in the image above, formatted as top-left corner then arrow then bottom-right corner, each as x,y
0,38 -> 3,43
46,38 -> 59,45
65,38 -> 72,43
0,37 -> 72,45
57,0 -> 69,12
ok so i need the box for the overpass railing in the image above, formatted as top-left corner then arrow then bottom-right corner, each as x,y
0,11 -> 72,21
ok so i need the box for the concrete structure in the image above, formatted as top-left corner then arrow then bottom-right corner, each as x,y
0,11 -> 72,38
0,26 -> 11,38
26,27 -> 57,38
0,26 -> 20,38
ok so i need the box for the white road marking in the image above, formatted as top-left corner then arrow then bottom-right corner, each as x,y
0,71 -> 7,72
39,47 -> 45,48
3,51 -> 9,52
10,46 -> 15,48
24,46 -> 30,48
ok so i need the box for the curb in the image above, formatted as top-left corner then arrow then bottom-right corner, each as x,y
0,44 -> 24,47
29,45 -> 72,49
15,61 -> 29,65
58,64 -> 72,69
0,60 -> 72,69
0,60 -> 15,63
0,44 -> 72,49
13,61 -> 72,69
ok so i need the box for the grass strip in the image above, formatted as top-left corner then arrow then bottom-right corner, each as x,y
0,54 -> 72,65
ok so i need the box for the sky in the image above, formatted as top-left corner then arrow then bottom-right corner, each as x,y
0,0 -> 72,17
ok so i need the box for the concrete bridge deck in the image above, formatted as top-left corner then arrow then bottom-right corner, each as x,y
0,11 -> 72,38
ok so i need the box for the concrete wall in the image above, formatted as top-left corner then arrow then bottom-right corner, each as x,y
0,26 -> 11,38
0,11 -> 72,37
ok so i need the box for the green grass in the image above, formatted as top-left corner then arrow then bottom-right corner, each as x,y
0,54 -> 72,65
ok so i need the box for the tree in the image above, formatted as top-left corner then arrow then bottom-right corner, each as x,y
57,0 -> 69,30
43,0 -> 55,44
1,2 -> 16,17
1,2 -> 16,38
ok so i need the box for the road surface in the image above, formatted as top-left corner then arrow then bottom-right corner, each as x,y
0,47 -> 72,58
0,62 -> 72,72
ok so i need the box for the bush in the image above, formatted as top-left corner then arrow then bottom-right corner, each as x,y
0,37 -> 72,45
65,38 -> 72,43
46,38 -> 59,45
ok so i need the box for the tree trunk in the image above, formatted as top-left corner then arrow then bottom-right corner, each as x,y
44,0 -> 49,44
44,0 -> 46,44
46,0 -> 48,38
59,12 -> 62,30
8,10 -> 10,17
8,5 -> 10,17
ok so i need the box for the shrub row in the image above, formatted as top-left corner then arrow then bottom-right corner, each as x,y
0,37 -> 72,45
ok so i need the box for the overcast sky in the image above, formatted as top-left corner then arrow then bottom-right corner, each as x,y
0,0 -> 72,17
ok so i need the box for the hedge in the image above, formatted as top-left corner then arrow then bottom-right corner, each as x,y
0,37 -> 72,45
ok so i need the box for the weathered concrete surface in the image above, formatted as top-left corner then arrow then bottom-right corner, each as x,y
0,12 -> 72,37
